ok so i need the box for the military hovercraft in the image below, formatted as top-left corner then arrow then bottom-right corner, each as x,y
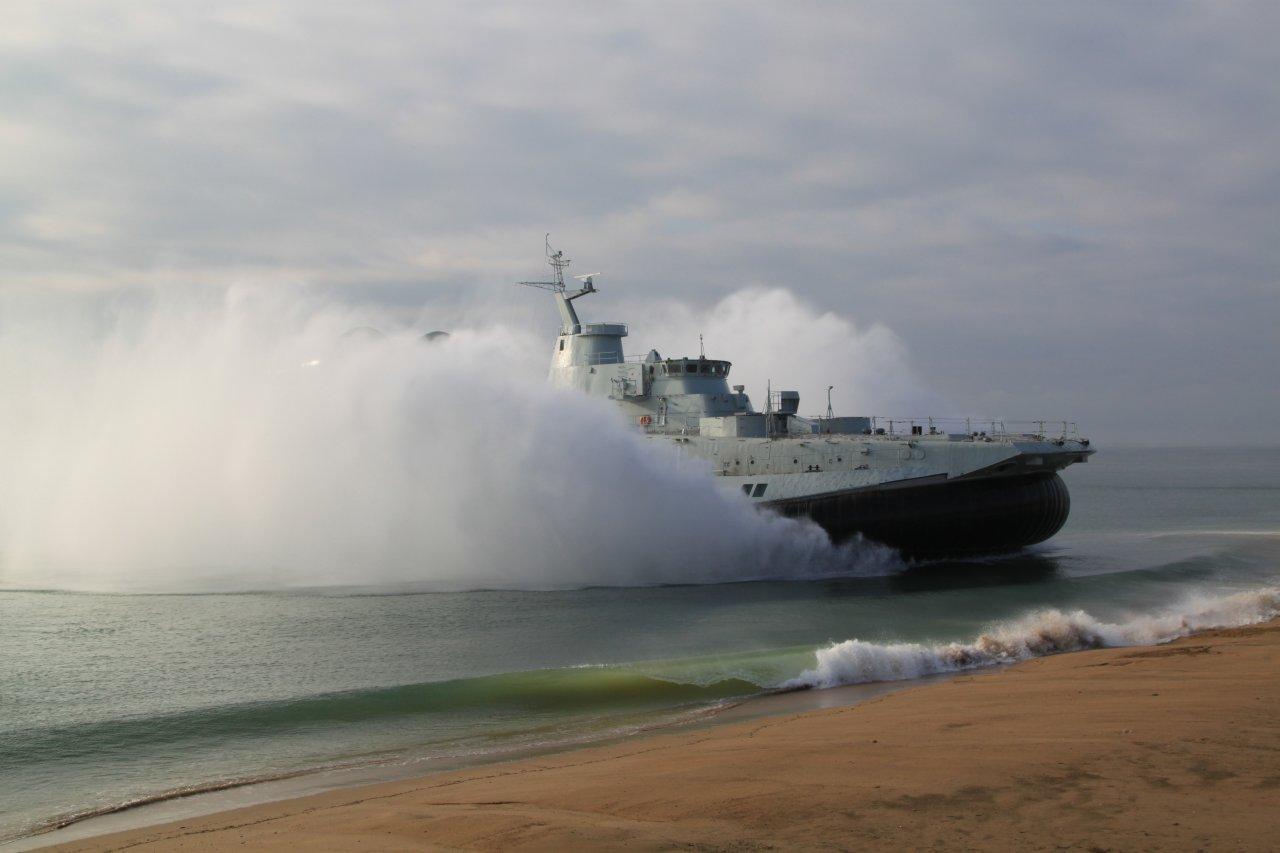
522,242 -> 1093,557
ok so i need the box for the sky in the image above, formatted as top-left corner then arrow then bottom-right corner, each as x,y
1,1 -> 1277,445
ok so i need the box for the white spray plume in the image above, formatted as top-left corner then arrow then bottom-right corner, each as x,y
631,287 -> 947,417
786,586 -> 1280,689
0,286 -> 906,592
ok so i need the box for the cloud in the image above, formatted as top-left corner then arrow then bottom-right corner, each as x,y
0,1 -> 1276,443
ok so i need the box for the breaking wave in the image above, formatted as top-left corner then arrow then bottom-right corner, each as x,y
786,586 -> 1280,689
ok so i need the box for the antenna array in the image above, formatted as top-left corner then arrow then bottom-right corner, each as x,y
519,233 -> 571,292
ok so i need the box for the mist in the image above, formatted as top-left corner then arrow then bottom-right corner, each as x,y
0,286 -> 932,592
635,287 -> 946,418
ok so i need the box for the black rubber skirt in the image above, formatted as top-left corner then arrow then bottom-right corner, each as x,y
770,471 -> 1072,557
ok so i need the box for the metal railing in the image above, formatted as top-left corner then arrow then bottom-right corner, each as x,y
575,351 -> 651,366
579,322 -> 629,335
861,417 -> 1083,442
636,411 -> 1087,443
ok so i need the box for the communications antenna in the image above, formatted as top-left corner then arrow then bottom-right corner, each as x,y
518,233 -> 573,292
765,379 -> 773,439
518,235 -> 600,334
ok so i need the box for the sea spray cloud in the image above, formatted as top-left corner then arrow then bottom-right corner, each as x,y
0,286 -> 903,591
786,586 -> 1280,689
634,287 -> 947,418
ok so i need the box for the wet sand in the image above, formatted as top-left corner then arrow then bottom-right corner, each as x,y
45,621 -> 1280,851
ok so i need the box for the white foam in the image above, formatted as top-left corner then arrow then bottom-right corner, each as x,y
0,287 -> 905,592
786,586 -> 1280,689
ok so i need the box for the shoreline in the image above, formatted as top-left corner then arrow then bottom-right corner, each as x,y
31,619 -> 1280,851
10,676 -> 935,851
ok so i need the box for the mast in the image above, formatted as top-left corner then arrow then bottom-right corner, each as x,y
519,234 -> 598,334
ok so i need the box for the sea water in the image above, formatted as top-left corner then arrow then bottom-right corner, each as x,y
2,447 -> 1277,841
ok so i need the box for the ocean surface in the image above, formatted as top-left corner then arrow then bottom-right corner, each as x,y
2,447 -> 1278,842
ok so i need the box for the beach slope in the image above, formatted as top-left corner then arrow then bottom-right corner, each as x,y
49,622 -> 1280,851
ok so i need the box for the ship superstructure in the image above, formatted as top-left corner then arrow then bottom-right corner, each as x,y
522,241 -> 1093,556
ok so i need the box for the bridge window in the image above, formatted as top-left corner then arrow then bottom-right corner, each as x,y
752,483 -> 767,497
558,339 -> 564,351
741,483 -> 753,495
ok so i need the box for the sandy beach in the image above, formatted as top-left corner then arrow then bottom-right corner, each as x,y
40,619 -> 1280,852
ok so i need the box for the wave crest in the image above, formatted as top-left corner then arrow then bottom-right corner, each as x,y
787,586 -> 1280,689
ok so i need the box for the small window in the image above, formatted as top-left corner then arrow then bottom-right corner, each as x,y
558,340 -> 564,351
700,363 -> 712,374
741,483 -> 753,495
752,483 -> 768,497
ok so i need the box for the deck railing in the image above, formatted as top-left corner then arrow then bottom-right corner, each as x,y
575,351 -> 650,366
858,417 -> 1083,442
639,412 -> 1087,443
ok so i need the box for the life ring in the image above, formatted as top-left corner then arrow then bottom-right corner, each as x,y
639,415 -> 652,426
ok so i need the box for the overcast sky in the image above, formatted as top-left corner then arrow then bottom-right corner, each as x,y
2,2 -> 1277,444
